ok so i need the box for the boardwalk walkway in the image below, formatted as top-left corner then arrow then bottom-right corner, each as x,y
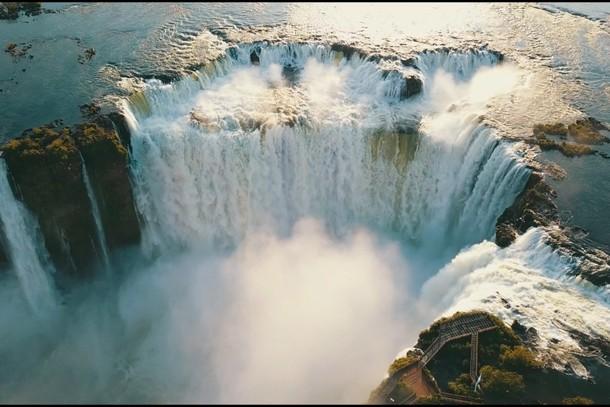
370,312 -> 497,405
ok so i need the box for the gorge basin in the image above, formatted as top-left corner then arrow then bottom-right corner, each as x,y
0,42 -> 609,403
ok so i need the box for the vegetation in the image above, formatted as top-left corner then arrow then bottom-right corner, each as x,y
562,396 -> 594,405
479,365 -> 525,401
388,354 -> 419,375
373,310 -> 610,404
531,118 -> 609,158
448,373 -> 477,397
416,310 -> 518,351
533,122 -> 568,137
0,116 -> 140,277
499,345 -> 542,372
568,118 -> 608,144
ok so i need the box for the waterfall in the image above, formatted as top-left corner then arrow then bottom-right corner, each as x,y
0,159 -> 57,315
124,44 -> 529,258
81,156 -> 112,273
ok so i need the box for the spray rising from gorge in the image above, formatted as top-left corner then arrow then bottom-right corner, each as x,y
0,43 -> 608,403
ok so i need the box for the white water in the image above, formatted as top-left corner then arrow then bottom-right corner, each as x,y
126,44 -> 529,262
81,156 -> 112,273
419,227 -> 610,377
0,159 -> 57,316
0,44 -> 608,403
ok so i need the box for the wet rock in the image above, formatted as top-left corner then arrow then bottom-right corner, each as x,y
0,117 -> 141,279
138,71 -> 180,84
330,42 -> 363,60
496,223 -> 518,248
72,118 -> 141,252
511,320 -> 540,345
107,112 -> 133,151
0,2 -> 42,20
250,49 -> 260,65
381,69 -> 423,100
400,74 -> 423,99
79,102 -> 101,119
77,47 -> 96,64
546,227 -> 610,286
1,126 -> 100,278
0,234 -> 9,269
4,42 -> 31,60
495,171 -> 558,248
511,320 -> 527,336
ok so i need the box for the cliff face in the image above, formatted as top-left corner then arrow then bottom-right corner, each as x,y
0,116 -> 140,278
495,171 -> 558,248
72,117 -> 140,251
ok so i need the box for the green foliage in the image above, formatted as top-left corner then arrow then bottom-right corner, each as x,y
559,142 -> 594,157
499,345 -> 541,372
448,373 -> 477,397
77,123 -> 128,157
388,354 -> 418,375
416,310 -> 508,350
533,122 -> 568,137
479,365 -> 525,400
562,396 -> 594,405
568,120 -> 606,144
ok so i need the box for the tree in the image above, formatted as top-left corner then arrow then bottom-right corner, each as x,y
479,365 -> 525,401
499,345 -> 542,372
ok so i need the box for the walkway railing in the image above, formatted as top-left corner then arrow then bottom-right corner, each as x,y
370,312 -> 498,404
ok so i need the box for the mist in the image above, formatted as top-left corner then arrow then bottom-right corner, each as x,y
0,218 -> 420,403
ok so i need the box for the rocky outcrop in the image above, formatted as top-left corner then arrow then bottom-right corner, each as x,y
381,69 -> 423,100
72,117 -> 140,251
249,48 -> 260,65
0,2 -> 42,20
528,119 -> 610,158
495,171 -> 558,248
330,42 -> 363,60
1,126 -> 99,278
546,227 -> 610,286
0,117 -> 140,279
400,73 -> 423,99
0,234 -> 8,269
495,167 -> 610,285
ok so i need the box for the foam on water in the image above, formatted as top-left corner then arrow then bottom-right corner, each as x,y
125,44 -> 528,261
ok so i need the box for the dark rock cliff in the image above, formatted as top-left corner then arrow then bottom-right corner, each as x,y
0,117 -> 140,279
495,171 -> 558,248
72,117 -> 140,252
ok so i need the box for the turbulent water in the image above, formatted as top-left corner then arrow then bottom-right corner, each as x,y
126,45 -> 528,259
0,160 -> 57,316
1,3 -> 610,404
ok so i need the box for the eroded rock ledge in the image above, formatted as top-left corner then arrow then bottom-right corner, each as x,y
0,115 -> 140,279
496,118 -> 610,286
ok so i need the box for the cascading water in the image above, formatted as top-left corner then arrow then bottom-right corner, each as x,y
0,159 -> 57,316
2,42 -> 608,404
81,156 -> 112,273
124,44 -> 530,262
